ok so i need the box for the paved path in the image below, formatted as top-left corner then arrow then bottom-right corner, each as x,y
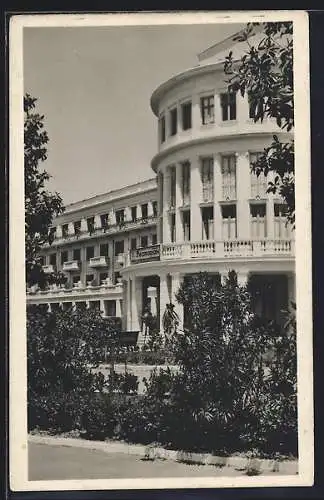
28,442 -> 287,481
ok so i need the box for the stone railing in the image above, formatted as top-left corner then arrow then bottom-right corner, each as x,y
26,280 -> 124,302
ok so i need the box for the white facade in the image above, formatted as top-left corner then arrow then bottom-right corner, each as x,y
27,33 -> 295,344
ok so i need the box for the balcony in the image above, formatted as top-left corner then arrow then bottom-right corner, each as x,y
62,260 -> 80,272
89,256 -> 109,268
130,245 -> 161,264
42,264 -> 56,274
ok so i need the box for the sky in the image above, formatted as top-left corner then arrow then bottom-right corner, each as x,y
23,22 -> 243,205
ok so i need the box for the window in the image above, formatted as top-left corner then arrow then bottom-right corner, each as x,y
250,204 -> 267,238
151,233 -> 157,246
49,253 -> 56,266
201,206 -> 214,240
74,221 -> 81,236
39,255 -> 45,266
100,272 -> 108,283
201,158 -> 214,202
100,213 -> 109,229
200,95 -> 214,125
248,92 -> 257,119
131,206 -> 137,222
86,246 -> 94,260
89,301 -> 100,310
141,203 -> 148,220
170,107 -> 177,136
221,155 -> 237,200
116,209 -> 125,226
274,204 -> 291,238
170,213 -> 176,243
114,240 -> 124,256
140,235 -> 148,248
73,275 -> 81,284
86,273 -> 94,283
152,201 -> 158,217
114,272 -> 121,285
220,92 -> 236,121
76,302 -> 87,310
181,101 -> 192,130
73,248 -> 81,261
182,211 -> 190,241
105,300 -> 116,317
100,243 -> 109,256
160,115 -> 166,143
250,152 -> 267,198
169,166 -> 176,208
61,250 -> 68,264
87,217 -> 95,233
182,161 -> 191,205
222,205 -> 237,240
131,238 -> 137,250
62,224 -> 68,238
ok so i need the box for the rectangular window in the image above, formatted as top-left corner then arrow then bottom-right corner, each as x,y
221,204 -> 237,240
160,115 -> 166,143
61,250 -> 68,264
49,253 -> 56,266
100,272 -> 108,283
250,152 -> 267,198
39,255 -> 45,266
200,95 -> 215,125
250,204 -> 267,238
181,101 -> 192,130
221,155 -> 237,200
116,209 -> 125,226
151,233 -> 157,246
62,224 -> 68,238
201,158 -> 214,202
100,213 -> 109,229
140,235 -> 148,248
201,206 -> 214,240
114,240 -> 124,256
87,217 -> 95,233
152,201 -> 158,217
100,243 -> 109,257
170,213 -> 176,243
73,275 -> 81,284
170,107 -> 177,136
86,246 -> 94,260
274,204 -> 291,238
89,300 -> 100,310
220,92 -> 236,121
169,166 -> 176,208
141,203 -> 148,220
74,221 -> 81,236
105,300 -> 116,317
131,238 -> 137,250
182,161 -> 191,205
182,210 -> 190,241
131,206 -> 137,222
73,248 -> 81,261
248,92 -> 257,119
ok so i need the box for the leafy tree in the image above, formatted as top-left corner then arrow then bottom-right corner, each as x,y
24,94 -> 64,287
224,22 -> 295,226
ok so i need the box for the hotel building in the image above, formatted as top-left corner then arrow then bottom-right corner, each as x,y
27,31 -> 295,344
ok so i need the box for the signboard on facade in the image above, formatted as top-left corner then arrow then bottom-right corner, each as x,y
130,244 -> 160,264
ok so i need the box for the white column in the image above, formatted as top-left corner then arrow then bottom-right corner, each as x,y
94,214 -> 101,230
125,206 -> 132,222
190,156 -> 202,241
131,277 -> 142,331
116,299 -> 122,318
172,272 -> 183,332
159,273 -> 170,334
81,218 -> 87,232
236,152 -> 251,239
192,94 -> 201,129
237,270 -> 249,287
177,102 -> 182,133
214,92 -> 221,125
237,93 -> 249,122
48,303 -> 52,313
68,222 -> 74,236
175,163 -> 183,242
126,278 -> 132,330
100,299 -> 105,316
163,166 -> 171,243
56,225 -> 63,239
147,202 -> 154,218
213,153 -> 223,240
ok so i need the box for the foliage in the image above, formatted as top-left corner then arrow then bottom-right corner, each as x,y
81,395 -> 117,440
24,94 -> 64,286
224,22 -> 295,226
